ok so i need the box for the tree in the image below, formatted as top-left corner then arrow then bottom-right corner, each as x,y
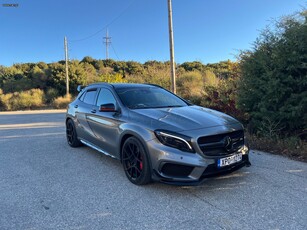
29,65 -> 48,90
47,62 -> 66,96
0,65 -> 32,93
81,56 -> 95,65
125,61 -> 144,75
238,11 -> 307,136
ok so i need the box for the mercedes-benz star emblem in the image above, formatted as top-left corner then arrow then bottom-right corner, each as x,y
224,136 -> 233,151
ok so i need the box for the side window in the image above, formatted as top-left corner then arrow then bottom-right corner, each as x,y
82,90 -> 97,105
96,88 -> 116,106
79,92 -> 86,101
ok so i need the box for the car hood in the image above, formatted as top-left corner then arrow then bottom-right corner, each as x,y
129,105 -> 240,132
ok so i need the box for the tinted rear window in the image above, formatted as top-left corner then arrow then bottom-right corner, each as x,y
81,90 -> 97,105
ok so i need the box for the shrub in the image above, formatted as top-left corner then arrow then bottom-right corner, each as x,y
52,94 -> 72,109
0,89 -> 44,111
184,76 -> 247,122
100,73 -> 127,83
247,133 -> 307,162
0,89 -> 13,110
203,70 -> 219,86
177,71 -> 204,98
11,89 -> 44,110
127,62 -> 170,90
45,88 -> 59,103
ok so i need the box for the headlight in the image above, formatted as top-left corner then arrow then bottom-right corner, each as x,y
242,136 -> 249,155
154,130 -> 195,153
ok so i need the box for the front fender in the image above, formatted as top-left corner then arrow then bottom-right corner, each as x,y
118,123 -> 155,159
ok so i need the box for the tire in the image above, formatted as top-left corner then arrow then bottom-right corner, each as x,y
66,119 -> 82,147
122,137 -> 152,185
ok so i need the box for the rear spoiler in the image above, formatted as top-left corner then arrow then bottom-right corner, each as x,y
77,85 -> 85,92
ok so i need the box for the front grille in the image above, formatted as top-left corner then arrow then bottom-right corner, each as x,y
197,130 -> 244,156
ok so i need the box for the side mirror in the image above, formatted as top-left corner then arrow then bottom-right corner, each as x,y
99,103 -> 117,112
77,85 -> 84,92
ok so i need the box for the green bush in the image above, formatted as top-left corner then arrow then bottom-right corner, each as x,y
45,88 -> 60,103
238,11 -> 307,136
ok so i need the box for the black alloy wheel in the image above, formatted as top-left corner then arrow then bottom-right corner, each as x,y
122,137 -> 151,185
66,119 -> 82,147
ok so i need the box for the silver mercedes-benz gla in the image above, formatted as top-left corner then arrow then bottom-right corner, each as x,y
66,83 -> 250,185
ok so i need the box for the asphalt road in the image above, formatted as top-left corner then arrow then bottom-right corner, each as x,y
0,110 -> 306,230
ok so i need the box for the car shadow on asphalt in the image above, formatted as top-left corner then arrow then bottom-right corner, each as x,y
146,169 -> 252,192
80,144 -> 252,192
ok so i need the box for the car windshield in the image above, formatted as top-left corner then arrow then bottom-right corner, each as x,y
115,86 -> 188,109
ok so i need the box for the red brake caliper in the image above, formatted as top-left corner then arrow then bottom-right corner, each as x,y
139,157 -> 143,170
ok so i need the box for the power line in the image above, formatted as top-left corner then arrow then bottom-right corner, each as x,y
70,0 -> 138,43
111,43 -> 120,60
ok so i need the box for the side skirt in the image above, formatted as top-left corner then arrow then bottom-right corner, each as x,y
80,139 -> 117,159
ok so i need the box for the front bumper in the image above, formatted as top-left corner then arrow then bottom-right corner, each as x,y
146,139 -> 250,185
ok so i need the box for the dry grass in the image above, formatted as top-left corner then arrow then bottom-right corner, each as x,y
52,94 -> 72,109
247,133 -> 307,163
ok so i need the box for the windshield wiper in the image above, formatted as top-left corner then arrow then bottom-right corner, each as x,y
152,105 -> 184,108
128,105 -> 185,109
128,104 -> 151,109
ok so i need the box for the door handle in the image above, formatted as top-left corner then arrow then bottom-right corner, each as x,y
91,109 -> 96,113
74,105 -> 78,108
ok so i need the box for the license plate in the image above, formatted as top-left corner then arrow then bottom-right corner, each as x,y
218,153 -> 242,168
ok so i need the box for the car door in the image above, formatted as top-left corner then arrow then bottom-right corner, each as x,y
75,88 -> 98,141
86,87 -> 123,158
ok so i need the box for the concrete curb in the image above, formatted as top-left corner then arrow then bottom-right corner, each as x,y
0,109 -> 67,115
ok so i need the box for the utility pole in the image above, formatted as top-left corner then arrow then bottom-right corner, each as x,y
64,36 -> 69,96
167,0 -> 176,93
103,29 -> 111,60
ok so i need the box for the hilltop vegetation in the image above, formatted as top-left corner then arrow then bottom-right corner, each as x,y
0,58 -> 240,114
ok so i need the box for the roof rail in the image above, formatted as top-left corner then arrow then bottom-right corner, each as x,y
145,83 -> 162,88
